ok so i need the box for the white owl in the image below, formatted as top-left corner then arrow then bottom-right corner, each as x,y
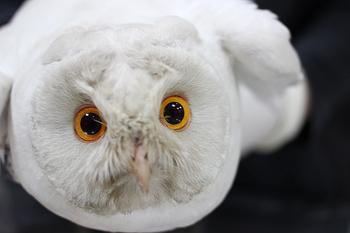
0,0 -> 308,232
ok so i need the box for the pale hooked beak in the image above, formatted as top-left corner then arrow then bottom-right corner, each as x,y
131,143 -> 150,193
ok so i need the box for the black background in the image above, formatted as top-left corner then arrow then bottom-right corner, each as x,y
0,0 -> 350,232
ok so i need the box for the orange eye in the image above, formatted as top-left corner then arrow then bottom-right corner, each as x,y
160,96 -> 191,131
74,105 -> 107,142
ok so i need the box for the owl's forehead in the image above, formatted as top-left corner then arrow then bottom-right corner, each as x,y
67,49 -> 178,119
102,60 -> 165,106
45,24 -> 205,117
46,22 -> 200,91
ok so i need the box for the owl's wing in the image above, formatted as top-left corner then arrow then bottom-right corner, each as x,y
203,1 -> 304,97
194,0 -> 307,152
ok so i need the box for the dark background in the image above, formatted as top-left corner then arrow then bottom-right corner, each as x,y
1,0 -> 350,232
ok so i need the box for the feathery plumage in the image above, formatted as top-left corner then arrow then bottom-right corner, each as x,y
0,0 -> 307,232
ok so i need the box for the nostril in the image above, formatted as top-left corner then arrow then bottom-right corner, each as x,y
134,136 -> 142,145
132,130 -> 143,144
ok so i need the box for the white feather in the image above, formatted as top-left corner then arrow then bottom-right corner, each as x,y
0,0 -> 307,232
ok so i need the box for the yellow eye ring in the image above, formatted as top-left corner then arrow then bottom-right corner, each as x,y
160,95 -> 191,131
74,105 -> 107,142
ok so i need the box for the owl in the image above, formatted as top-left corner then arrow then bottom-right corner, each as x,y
0,0 -> 308,232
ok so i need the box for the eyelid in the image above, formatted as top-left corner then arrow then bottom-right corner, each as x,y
74,103 -> 96,114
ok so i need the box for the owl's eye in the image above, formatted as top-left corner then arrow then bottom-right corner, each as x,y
74,106 -> 107,142
160,96 -> 191,131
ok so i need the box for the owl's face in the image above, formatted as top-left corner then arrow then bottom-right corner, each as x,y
28,21 -> 233,214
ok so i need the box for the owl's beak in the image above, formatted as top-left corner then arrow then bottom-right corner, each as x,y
131,143 -> 150,193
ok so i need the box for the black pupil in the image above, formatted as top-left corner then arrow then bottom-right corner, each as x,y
164,102 -> 185,125
80,113 -> 102,135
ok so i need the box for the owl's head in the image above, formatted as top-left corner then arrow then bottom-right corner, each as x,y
0,10 -> 301,232
29,17 -> 232,215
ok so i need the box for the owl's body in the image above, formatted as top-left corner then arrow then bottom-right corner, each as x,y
0,0 -> 307,232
